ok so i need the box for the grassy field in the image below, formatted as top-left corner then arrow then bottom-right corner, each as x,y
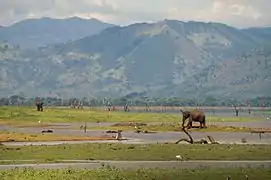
0,132 -> 115,142
0,167 -> 270,180
1,144 -> 271,163
0,106 -> 262,124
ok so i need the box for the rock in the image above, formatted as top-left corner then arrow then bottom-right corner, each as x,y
241,138 -> 247,143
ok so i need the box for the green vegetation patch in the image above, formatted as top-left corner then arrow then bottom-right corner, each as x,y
0,167 -> 270,180
1,144 -> 271,162
0,106 -> 261,124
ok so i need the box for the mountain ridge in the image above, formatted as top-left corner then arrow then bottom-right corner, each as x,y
0,19 -> 270,99
0,16 -> 116,49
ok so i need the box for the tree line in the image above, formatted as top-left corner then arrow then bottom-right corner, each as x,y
0,95 -> 270,107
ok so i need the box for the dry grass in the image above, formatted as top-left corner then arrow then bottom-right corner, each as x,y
0,132 -> 116,142
88,122 -> 271,133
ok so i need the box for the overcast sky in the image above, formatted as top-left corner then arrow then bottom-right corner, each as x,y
0,0 -> 270,28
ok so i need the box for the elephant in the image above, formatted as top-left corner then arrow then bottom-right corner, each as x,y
180,109 -> 207,129
36,101 -> 43,111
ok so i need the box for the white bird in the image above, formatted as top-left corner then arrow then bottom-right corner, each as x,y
176,155 -> 183,160
38,120 -> 41,124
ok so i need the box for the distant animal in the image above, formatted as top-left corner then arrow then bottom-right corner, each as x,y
175,155 -> 183,161
180,109 -> 207,129
36,101 -> 44,111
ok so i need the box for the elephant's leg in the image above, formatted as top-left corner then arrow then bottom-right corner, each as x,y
200,117 -> 205,128
187,117 -> 193,129
199,121 -> 203,128
202,116 -> 207,128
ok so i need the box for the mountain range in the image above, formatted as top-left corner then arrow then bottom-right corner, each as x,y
0,18 -> 270,100
0,17 -> 115,49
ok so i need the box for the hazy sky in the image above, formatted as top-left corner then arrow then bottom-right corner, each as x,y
0,0 -> 270,28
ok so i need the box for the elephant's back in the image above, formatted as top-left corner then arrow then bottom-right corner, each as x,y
191,111 -> 205,119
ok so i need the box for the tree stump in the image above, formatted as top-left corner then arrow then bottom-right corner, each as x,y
116,130 -> 123,140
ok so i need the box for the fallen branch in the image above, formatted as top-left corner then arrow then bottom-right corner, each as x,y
175,127 -> 219,144
207,135 -> 219,144
134,130 -> 156,134
175,127 -> 194,144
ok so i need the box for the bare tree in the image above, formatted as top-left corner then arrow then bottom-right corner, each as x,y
144,103 -> 151,112
232,104 -> 239,117
260,98 -> 266,116
247,101 -> 251,115
124,104 -> 130,112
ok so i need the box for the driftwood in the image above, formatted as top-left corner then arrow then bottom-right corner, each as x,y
41,129 -> 53,133
106,130 -> 119,133
134,130 -> 156,134
207,135 -> 219,144
175,127 -> 219,144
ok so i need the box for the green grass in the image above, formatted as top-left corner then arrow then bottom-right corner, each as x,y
1,144 -> 271,163
263,110 -> 271,115
0,106 -> 261,124
0,167 -> 270,180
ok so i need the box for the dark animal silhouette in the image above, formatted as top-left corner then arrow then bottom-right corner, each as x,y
36,101 -> 43,111
124,104 -> 130,112
180,109 -> 207,129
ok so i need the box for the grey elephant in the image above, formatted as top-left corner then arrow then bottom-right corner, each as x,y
180,109 -> 207,129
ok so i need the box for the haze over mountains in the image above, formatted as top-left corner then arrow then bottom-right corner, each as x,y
0,17 -> 270,100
